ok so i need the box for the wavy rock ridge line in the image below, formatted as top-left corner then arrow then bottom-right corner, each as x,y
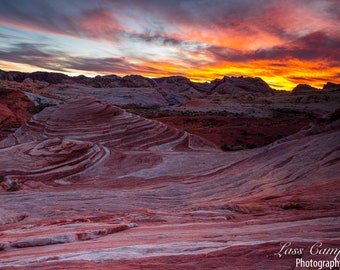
0,97 -> 216,185
0,97 -> 215,151
1,221 -> 136,252
0,137 -> 109,183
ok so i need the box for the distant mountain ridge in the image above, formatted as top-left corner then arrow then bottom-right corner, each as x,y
1,69 -> 338,92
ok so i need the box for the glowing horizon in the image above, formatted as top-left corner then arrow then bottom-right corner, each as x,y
0,0 -> 339,90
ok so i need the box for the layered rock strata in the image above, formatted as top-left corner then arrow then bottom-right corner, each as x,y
0,96 -> 339,269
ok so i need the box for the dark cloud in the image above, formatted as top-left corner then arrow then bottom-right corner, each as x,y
251,31 -> 340,62
128,32 -> 207,54
64,56 -> 178,76
0,0 -> 123,40
0,1 -> 285,42
0,43 -> 67,71
0,41 -> 172,75
0,0 -> 338,47
64,57 -> 143,74
129,32 -> 182,46
207,31 -> 340,63
0,0 -> 79,35
113,0 -> 337,40
206,45 -> 246,62
0,33 -> 18,39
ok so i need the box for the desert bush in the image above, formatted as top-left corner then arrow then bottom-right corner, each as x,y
246,143 -> 257,149
241,130 -> 248,136
221,144 -> 233,151
28,103 -> 54,114
7,181 -> 19,192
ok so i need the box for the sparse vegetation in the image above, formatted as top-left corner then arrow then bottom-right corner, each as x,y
28,103 -> 55,114
221,144 -> 244,151
330,108 -> 340,121
122,104 -> 162,118
241,130 -> 248,136
221,144 -> 231,151
281,203 -> 304,210
7,181 -> 19,192
246,143 -> 257,149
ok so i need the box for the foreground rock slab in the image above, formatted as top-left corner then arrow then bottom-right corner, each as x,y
0,97 -> 339,269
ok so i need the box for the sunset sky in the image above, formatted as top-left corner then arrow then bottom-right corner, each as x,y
0,0 -> 339,90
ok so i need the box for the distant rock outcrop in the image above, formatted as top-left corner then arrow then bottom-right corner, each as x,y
120,75 -> 157,88
1,71 -> 70,84
1,71 -> 28,82
156,76 -> 202,97
210,76 -> 274,95
292,84 -> 320,94
88,75 -> 121,88
323,82 -> 340,92
29,71 -> 71,84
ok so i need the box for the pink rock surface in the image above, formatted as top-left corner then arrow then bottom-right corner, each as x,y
0,97 -> 339,269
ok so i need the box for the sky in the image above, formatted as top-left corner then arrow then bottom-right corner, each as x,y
0,0 -> 339,90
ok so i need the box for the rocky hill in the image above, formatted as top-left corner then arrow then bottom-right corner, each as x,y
210,76 -> 274,95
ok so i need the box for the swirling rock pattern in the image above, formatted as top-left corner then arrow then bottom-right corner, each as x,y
0,96 -> 339,269
1,97 -> 215,151
0,137 -> 109,184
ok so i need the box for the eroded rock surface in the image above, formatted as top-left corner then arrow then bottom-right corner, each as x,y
0,87 -> 34,140
0,97 -> 339,269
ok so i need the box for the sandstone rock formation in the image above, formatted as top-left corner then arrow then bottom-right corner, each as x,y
0,96 -> 339,269
323,82 -> 340,92
210,76 -> 274,95
0,87 -> 34,140
120,75 -> 157,88
154,76 -> 208,105
157,76 -> 205,96
292,83 -> 320,94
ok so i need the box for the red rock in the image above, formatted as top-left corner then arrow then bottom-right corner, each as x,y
0,96 -> 339,269
0,104 -> 16,127
0,87 -> 34,140
154,115 -> 312,149
0,97 -> 215,151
